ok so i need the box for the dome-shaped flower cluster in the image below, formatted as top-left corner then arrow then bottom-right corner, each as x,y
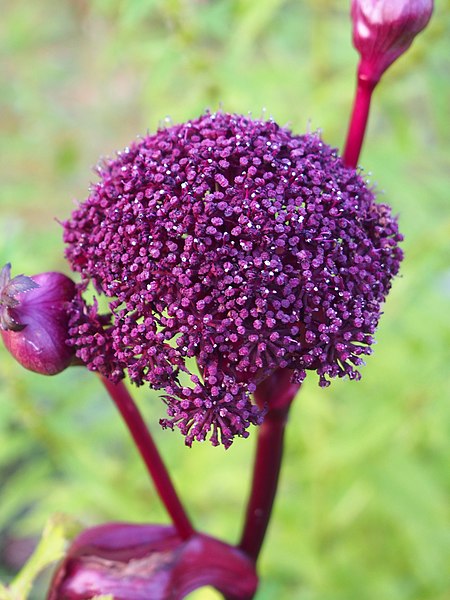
64,111 -> 403,447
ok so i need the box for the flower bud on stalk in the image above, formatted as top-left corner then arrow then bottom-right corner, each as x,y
0,264 -> 77,375
352,0 -> 434,83
343,1 -> 434,167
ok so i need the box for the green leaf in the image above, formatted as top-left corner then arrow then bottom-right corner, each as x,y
0,514 -> 81,600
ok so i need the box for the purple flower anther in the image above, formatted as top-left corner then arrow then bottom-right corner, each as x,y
352,0 -> 434,83
0,264 -> 77,375
64,112 -> 403,447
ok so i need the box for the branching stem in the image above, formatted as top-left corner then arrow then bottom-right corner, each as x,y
100,376 -> 195,541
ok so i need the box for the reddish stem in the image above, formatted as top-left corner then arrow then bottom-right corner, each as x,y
238,407 -> 289,564
343,72 -> 377,168
238,371 -> 300,563
100,376 -> 195,541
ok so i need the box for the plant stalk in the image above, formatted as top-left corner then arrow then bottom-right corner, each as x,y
100,376 -> 194,541
343,72 -> 377,168
238,371 -> 300,564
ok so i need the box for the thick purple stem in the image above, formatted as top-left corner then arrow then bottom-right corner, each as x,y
343,73 -> 377,168
100,376 -> 195,541
238,371 -> 300,564
238,407 -> 289,564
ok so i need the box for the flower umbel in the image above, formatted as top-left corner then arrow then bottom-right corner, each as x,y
64,111 -> 403,447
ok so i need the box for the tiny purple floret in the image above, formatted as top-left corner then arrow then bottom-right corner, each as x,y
64,112 -> 403,447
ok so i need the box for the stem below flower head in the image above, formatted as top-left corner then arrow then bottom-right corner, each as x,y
238,407 -> 289,565
100,376 -> 195,541
343,72 -> 377,168
238,371 -> 300,564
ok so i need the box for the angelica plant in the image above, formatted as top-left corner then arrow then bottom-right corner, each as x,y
0,2 -> 433,598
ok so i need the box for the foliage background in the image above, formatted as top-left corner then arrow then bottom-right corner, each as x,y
0,0 -> 449,598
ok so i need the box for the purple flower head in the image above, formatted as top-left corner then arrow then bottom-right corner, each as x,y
64,112 -> 403,447
48,523 -> 258,600
0,264 -> 77,375
352,0 -> 434,82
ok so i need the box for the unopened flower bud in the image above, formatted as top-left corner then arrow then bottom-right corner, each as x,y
351,0 -> 434,82
48,523 -> 258,600
0,264 -> 76,375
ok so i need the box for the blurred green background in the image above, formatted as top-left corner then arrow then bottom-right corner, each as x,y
0,1 -> 449,598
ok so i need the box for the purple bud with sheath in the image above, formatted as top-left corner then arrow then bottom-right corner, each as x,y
48,523 -> 258,600
351,0 -> 434,82
0,264 -> 77,375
